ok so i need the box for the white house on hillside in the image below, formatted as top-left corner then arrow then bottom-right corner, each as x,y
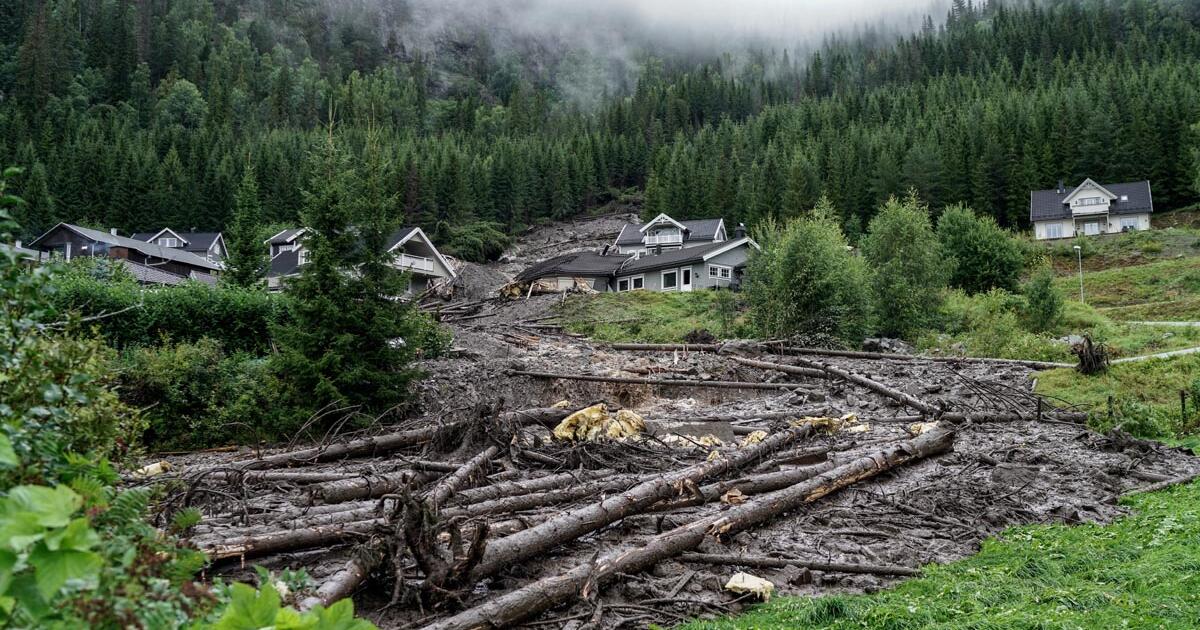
1030,179 -> 1153,240
612,213 -> 737,255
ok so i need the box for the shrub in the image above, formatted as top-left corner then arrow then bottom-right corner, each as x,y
937,204 -> 1025,293
1023,267 -> 1065,332
50,259 -> 287,354
861,193 -> 952,338
746,211 -> 872,345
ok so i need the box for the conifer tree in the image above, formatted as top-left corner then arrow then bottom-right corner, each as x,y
223,166 -> 267,288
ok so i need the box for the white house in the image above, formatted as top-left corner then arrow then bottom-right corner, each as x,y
1030,179 -> 1153,240
265,226 -> 456,293
612,213 -> 735,255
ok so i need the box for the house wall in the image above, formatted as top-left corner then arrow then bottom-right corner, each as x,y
1033,219 -> 1076,240
1107,213 -> 1151,233
1034,214 -> 1151,240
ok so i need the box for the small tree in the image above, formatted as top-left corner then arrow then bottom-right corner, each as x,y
861,193 -> 952,338
937,204 -> 1024,294
1023,266 -> 1064,332
223,165 -> 268,288
747,209 -> 872,345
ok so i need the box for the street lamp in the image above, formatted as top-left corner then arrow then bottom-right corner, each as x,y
1073,245 -> 1084,303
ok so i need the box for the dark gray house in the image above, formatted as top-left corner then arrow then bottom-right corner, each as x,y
514,235 -> 758,294
130,228 -> 227,263
28,223 -> 222,284
265,226 -> 456,293
1030,179 -> 1153,240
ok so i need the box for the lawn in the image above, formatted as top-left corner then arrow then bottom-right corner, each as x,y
685,479 -> 1200,630
556,290 -> 748,343
1050,256 -> 1200,310
1041,222 -> 1200,274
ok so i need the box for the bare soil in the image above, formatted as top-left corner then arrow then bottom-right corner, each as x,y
147,215 -> 1200,629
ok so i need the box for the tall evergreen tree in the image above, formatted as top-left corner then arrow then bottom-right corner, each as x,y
223,165 -> 267,288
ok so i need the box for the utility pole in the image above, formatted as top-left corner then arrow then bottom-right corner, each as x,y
1073,244 -> 1084,303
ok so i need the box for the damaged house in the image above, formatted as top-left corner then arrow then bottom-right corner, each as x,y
511,215 -> 757,295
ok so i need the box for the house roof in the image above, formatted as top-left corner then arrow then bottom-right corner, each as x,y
615,217 -> 726,246
268,249 -> 300,278
619,237 -> 757,275
1030,181 -> 1153,222
266,228 -> 306,245
1,242 -> 47,261
386,227 -> 418,250
515,252 -> 631,282
29,223 -> 223,271
134,229 -> 223,254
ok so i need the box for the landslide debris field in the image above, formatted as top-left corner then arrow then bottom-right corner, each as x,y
148,218 -> 1200,629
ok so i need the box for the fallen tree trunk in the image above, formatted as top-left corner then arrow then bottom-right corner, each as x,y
425,446 -> 500,508
443,474 -> 644,519
451,469 -> 614,505
424,426 -> 955,630
509,370 -> 818,391
308,471 -> 433,505
768,345 -> 1071,370
608,343 -> 723,352
733,357 -> 938,414
1121,469 -> 1200,498
651,461 -> 837,512
225,407 -> 573,471
201,519 -> 379,562
676,552 -> 919,577
467,423 -> 819,582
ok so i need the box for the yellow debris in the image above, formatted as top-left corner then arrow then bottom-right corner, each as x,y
707,449 -> 724,461
721,488 -> 747,505
739,430 -> 768,446
846,423 -> 871,434
696,434 -> 724,447
552,404 -> 645,441
790,413 -> 860,434
550,400 -> 573,409
724,572 -> 775,601
131,461 -> 171,479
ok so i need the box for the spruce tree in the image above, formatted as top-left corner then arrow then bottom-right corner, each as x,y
223,166 -> 268,288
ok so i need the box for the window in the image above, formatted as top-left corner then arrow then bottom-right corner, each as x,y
632,276 -> 644,290
662,270 -> 678,290
1083,222 -> 1101,236
617,278 -> 630,292
617,276 -> 644,291
298,249 -> 309,265
1045,223 -> 1063,239
1074,197 -> 1105,207
708,264 -> 732,280
158,237 -> 179,247
1120,195 -> 1129,202
1120,218 -> 1138,231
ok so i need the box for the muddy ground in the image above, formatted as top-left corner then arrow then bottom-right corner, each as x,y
152,215 -> 1200,629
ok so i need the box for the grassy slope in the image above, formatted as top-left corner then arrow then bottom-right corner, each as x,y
685,480 -> 1200,630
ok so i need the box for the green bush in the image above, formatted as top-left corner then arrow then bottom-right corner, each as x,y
937,204 -> 1025,293
51,259 -> 287,354
862,193 -> 952,338
746,209 -> 872,344
1023,267 -> 1065,332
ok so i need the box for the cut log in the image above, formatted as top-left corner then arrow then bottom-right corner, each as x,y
510,370 -> 817,391
1121,469 -> 1200,498
466,422 -> 818,582
423,426 -> 955,630
451,469 -> 614,505
676,553 -> 919,576
733,357 -> 938,414
201,519 -> 379,562
425,446 -> 501,508
651,461 -> 837,512
442,474 -> 644,519
298,538 -> 388,611
308,471 -> 432,505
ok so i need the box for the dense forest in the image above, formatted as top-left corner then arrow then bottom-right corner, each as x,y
3,0 -> 1200,257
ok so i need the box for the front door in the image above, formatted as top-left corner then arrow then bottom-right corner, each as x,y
1083,221 -> 1101,236
681,267 -> 693,292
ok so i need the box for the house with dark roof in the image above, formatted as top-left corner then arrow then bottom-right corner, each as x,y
28,223 -> 223,284
265,226 -> 456,293
613,213 -> 733,255
130,228 -> 227,263
514,234 -> 759,294
1030,179 -> 1153,240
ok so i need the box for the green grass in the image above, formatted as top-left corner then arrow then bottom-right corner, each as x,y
1042,225 -> 1200,273
1102,296 -> 1200,322
1051,256 -> 1200,310
685,480 -> 1200,630
556,290 -> 749,343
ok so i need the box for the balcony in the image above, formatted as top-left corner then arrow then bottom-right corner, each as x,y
643,233 -> 683,246
395,253 -> 435,273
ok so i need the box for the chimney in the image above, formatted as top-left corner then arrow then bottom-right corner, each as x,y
734,223 -> 747,239
1057,179 -> 1065,194
109,227 -> 118,236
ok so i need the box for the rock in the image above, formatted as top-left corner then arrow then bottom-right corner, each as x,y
862,337 -> 914,355
1057,334 -> 1085,346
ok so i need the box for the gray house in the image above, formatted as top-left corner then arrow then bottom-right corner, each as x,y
130,228 -> 227,263
613,213 -> 730,255
28,223 -> 222,285
266,226 -> 456,293
513,232 -> 759,294
1030,179 -> 1153,240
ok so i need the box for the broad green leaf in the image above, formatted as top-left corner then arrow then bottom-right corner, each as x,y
0,549 -> 16,595
314,600 -> 377,630
7,486 -> 81,528
42,519 -> 98,552
6,573 -> 49,620
28,545 -> 102,599
213,582 -> 282,629
0,511 -> 46,552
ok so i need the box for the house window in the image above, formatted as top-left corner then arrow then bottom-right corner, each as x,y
158,237 -> 179,247
708,264 -> 732,280
298,249 -> 309,265
662,270 -> 678,290
618,278 -> 630,292
632,276 -> 644,290
1045,224 -> 1063,239
1083,222 -> 1101,236
1120,218 -> 1139,231
1074,197 -> 1104,207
